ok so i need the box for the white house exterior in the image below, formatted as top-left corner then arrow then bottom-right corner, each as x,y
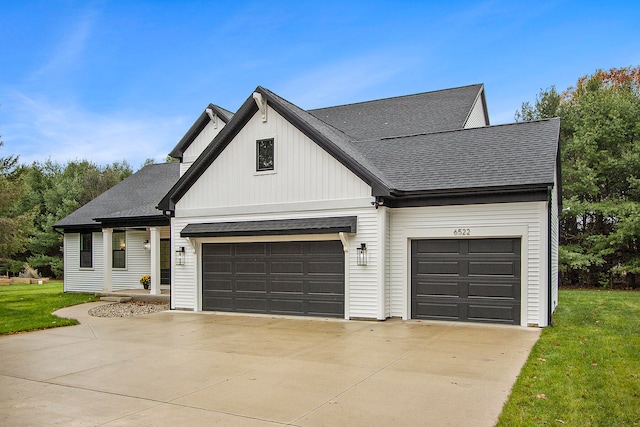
57,84 -> 560,327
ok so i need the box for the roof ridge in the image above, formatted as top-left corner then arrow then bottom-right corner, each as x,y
349,117 -> 560,142
308,83 -> 483,111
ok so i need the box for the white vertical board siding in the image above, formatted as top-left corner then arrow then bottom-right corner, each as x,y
463,95 -> 488,128
181,120 -> 226,176
63,232 -> 103,292
389,201 -> 549,326
551,171 -> 560,312
178,109 -> 372,212
171,207 -> 381,318
112,230 -> 151,290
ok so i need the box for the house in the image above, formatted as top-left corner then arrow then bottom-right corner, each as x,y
55,84 -> 560,327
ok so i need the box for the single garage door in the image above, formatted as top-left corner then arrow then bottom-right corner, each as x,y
411,238 -> 521,324
202,240 -> 344,317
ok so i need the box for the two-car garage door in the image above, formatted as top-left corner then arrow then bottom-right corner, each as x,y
202,240 -> 344,317
411,238 -> 521,325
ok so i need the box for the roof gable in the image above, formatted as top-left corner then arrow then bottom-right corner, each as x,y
309,84 -> 485,141
169,104 -> 233,159
158,86 -> 390,211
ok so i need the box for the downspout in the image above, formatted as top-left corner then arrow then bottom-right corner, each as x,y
547,185 -> 554,327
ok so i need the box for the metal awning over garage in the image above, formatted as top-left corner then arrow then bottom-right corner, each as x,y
180,216 -> 357,238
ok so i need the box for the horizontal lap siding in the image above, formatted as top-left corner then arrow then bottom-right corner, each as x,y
112,230 -> 151,291
63,231 -> 152,293
389,202 -> 546,326
171,208 -> 380,318
63,232 -> 103,292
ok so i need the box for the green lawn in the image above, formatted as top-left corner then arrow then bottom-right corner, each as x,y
498,289 -> 640,426
0,281 -> 97,335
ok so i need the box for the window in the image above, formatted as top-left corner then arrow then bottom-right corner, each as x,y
112,231 -> 126,269
256,138 -> 274,171
80,232 -> 92,268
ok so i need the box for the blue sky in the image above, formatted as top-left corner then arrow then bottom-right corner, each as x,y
1,1 -> 638,169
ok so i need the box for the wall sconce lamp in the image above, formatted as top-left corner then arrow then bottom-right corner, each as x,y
119,241 -> 126,250
143,240 -> 151,250
176,246 -> 186,265
356,243 -> 368,266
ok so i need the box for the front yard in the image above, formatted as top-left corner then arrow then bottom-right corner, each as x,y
498,289 -> 640,426
0,281 -> 97,334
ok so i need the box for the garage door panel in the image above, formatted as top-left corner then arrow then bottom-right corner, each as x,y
309,261 -> 343,275
271,298 -> 305,313
415,239 -> 460,254
308,300 -> 344,317
235,297 -> 268,312
205,278 -> 232,291
271,280 -> 304,294
414,281 -> 461,297
271,261 -> 304,274
235,262 -> 266,274
468,239 -> 519,254
235,243 -> 267,255
415,301 -> 459,320
468,261 -> 518,276
469,282 -> 519,299
418,261 -> 460,275
308,240 -> 343,255
468,304 -> 517,324
203,295 -> 233,310
308,280 -> 343,295
270,242 -> 304,254
236,280 -> 267,293
412,238 -> 521,324
203,241 -> 344,317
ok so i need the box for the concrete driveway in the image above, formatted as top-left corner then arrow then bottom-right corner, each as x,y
0,302 -> 539,426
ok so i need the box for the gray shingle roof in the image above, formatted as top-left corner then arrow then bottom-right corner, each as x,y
354,118 -> 560,193
54,162 -> 179,230
309,84 -> 485,141
159,85 -> 559,211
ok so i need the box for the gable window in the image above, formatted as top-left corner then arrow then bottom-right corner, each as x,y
112,230 -> 126,269
256,138 -> 274,171
80,232 -> 93,268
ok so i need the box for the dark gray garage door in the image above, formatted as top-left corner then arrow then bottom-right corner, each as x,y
411,238 -> 521,324
202,240 -> 344,317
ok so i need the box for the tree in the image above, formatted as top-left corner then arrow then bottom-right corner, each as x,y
517,66 -> 640,287
0,141 -> 35,274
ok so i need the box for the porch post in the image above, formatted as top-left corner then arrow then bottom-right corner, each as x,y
102,228 -> 113,292
150,227 -> 161,295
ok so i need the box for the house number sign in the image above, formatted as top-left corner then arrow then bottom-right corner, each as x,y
453,228 -> 471,236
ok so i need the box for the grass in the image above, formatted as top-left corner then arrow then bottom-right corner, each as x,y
0,281 -> 98,335
498,289 -> 640,426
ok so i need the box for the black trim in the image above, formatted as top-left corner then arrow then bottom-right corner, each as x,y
547,186 -> 554,327
54,225 -> 103,233
384,186 -> 551,208
169,104 -> 233,159
96,216 -> 170,228
158,86 -> 391,212
180,216 -> 357,238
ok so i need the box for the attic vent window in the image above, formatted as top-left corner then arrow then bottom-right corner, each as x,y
256,139 -> 274,171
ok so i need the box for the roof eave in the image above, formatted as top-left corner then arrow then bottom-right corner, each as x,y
168,104 -> 232,159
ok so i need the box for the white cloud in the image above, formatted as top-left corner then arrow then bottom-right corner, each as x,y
2,92 -> 185,167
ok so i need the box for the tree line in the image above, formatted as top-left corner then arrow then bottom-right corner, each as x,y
516,66 -> 640,287
2,66 -> 639,287
0,150 -> 133,277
